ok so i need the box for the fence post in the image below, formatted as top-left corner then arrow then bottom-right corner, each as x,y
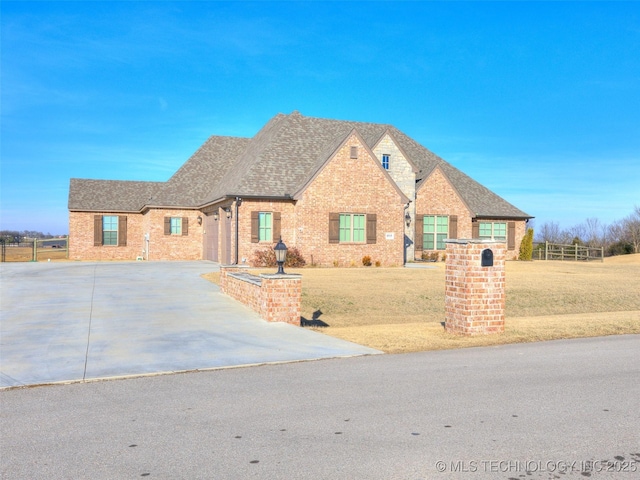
545,241 -> 548,261
33,238 -> 37,262
601,247 -> 604,262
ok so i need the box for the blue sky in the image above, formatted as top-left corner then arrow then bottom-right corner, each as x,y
2,1 -> 639,235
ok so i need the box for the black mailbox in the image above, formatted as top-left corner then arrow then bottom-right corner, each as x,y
481,248 -> 494,267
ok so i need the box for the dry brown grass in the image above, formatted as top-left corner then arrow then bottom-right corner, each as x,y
2,246 -> 68,262
210,254 -> 640,353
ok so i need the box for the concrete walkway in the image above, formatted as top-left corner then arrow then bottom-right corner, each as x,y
0,261 -> 380,388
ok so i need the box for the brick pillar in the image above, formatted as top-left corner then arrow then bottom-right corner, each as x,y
444,240 -> 506,335
259,274 -> 302,325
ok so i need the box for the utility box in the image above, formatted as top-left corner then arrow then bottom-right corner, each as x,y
444,239 -> 506,335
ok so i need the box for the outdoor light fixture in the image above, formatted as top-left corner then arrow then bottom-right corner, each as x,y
274,237 -> 288,275
405,212 -> 412,227
197,216 -> 203,225
213,212 -> 219,221
225,209 -> 232,219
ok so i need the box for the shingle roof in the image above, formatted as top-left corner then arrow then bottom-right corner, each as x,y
69,111 -> 531,219
68,179 -> 163,212
149,135 -> 250,207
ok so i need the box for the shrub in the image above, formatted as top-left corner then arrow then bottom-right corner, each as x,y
608,241 -> 634,256
519,228 -> 534,261
421,251 -> 439,261
251,246 -> 307,268
375,261 -> 381,267
362,255 -> 372,266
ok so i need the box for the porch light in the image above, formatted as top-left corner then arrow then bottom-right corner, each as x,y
197,215 -> 203,225
213,212 -> 219,221
225,209 -> 232,219
274,237 -> 288,275
405,212 -> 412,227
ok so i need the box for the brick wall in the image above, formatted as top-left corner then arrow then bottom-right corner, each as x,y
416,167 -> 527,260
236,200 -> 296,265
219,265 -> 301,325
292,133 -> 406,267
145,209 -> 204,260
69,209 -> 205,261
69,211 -> 146,261
444,240 -> 505,335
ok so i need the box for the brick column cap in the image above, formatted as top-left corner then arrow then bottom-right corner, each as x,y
260,273 -> 302,280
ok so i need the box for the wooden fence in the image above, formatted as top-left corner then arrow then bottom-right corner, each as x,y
534,241 -> 604,262
0,237 -> 68,262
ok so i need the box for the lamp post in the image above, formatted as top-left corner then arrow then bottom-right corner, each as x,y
274,238 -> 288,274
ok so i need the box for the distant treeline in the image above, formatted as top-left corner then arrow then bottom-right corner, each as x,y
0,230 -> 65,244
534,205 -> 640,256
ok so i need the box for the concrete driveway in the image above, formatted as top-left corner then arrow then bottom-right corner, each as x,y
0,261 -> 380,388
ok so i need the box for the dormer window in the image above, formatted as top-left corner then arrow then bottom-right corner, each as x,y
382,154 -> 390,170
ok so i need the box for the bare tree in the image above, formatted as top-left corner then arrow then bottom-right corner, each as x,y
583,217 -> 608,247
622,206 -> 640,253
536,221 -> 562,243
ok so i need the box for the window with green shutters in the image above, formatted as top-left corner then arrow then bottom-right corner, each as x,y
103,215 -> 118,246
259,212 -> 272,242
339,214 -> 365,243
423,215 -> 449,250
479,222 -> 507,241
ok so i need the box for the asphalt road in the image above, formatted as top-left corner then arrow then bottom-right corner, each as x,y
2,335 -> 638,479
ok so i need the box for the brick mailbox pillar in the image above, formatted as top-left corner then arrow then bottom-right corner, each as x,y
444,239 -> 506,335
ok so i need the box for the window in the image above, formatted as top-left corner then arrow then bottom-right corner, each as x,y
258,212 -> 272,242
339,214 -> 365,243
170,217 -> 182,235
251,211 -> 281,243
94,215 -> 126,246
478,222 -> 507,241
423,215 -> 449,250
164,217 -> 188,236
382,154 -> 390,170
103,215 -> 118,246
329,213 -> 376,244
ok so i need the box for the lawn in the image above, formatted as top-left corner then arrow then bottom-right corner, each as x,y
204,254 -> 640,353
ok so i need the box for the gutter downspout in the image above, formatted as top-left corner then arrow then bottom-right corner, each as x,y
234,197 -> 242,264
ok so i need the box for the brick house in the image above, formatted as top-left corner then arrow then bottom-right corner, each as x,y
68,111 -> 532,265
